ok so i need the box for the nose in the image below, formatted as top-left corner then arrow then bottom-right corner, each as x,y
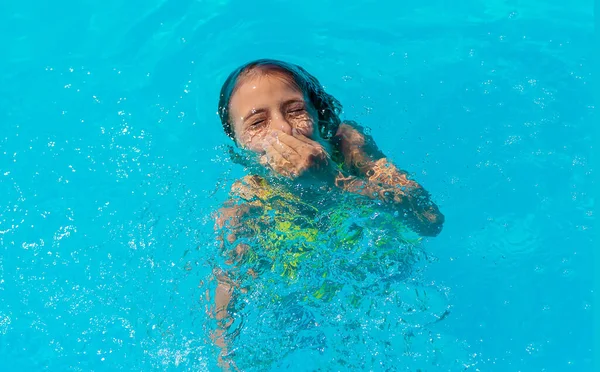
270,114 -> 293,135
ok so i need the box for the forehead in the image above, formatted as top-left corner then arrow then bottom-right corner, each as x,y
229,73 -> 305,116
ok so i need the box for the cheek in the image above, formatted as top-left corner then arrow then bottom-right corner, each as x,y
237,130 -> 269,153
232,120 -> 268,153
293,113 -> 317,138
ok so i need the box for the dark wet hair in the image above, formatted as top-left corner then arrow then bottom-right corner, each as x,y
218,59 -> 342,142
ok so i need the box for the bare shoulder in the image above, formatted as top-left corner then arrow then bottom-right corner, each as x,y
230,175 -> 269,201
336,122 -> 366,147
215,175 -> 267,231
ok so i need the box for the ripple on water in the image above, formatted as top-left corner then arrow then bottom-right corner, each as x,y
468,213 -> 540,264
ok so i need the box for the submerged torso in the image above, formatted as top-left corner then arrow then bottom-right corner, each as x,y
221,175 -> 423,302
215,175 -> 448,370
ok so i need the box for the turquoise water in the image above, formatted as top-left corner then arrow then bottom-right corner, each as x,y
0,0 -> 595,371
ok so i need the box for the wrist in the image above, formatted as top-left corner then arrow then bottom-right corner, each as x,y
366,158 -> 416,193
364,158 -> 390,180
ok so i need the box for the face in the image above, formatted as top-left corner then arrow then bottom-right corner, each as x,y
228,71 -> 319,153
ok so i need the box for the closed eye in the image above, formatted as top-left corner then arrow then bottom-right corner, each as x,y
250,119 -> 265,127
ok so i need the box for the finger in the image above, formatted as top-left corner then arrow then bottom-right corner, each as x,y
291,129 -> 321,146
289,130 -> 329,160
265,142 -> 293,165
290,131 -> 329,161
276,131 -> 316,153
272,134 -> 328,172
264,143 -> 298,178
268,134 -> 302,163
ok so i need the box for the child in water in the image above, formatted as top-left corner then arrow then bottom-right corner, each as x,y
212,59 -> 444,369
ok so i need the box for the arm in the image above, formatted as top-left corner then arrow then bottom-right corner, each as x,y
212,203 -> 249,372
211,176 -> 265,370
212,269 -> 236,371
333,121 -> 445,237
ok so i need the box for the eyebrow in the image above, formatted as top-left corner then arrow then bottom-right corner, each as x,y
242,99 -> 305,123
281,98 -> 305,108
243,108 -> 267,123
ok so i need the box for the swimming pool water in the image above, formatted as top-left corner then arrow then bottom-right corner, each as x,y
0,0 -> 595,370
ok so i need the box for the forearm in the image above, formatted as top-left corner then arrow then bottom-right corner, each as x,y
367,159 -> 444,236
213,270 -> 234,344
212,269 -> 242,371
334,122 -> 444,236
335,167 -> 443,237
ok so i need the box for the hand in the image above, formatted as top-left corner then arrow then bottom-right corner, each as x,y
259,130 -> 330,179
217,352 -> 240,372
212,327 -> 240,372
335,159 -> 445,237
334,173 -> 402,204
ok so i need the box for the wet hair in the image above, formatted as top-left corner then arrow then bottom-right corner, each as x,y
218,59 -> 342,142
